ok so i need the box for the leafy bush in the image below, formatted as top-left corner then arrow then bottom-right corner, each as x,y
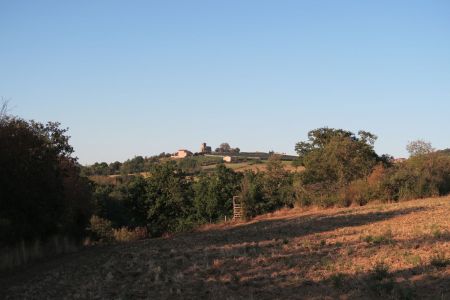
362,229 -> 394,245
381,153 -> 450,201
294,182 -> 340,208
89,216 -> 148,243
262,155 -> 295,209
340,165 -> 386,206
239,171 -> 265,219
293,176 -> 311,207
88,215 -> 114,242
113,226 -> 148,242
340,179 -> 371,206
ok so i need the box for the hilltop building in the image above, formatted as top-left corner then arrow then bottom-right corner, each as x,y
200,143 -> 212,154
172,149 -> 193,159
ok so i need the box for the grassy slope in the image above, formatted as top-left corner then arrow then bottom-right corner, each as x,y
202,160 -> 303,173
2,196 -> 449,299
90,161 -> 300,184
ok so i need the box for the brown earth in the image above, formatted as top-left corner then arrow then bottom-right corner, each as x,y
2,196 -> 449,299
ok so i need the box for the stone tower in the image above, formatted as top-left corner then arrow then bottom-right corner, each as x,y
200,143 -> 212,154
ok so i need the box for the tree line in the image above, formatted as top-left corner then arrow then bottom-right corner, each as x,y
81,153 -> 171,177
2,108 -> 450,245
85,128 -> 450,242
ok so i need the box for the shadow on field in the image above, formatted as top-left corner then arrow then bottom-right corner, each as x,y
179,233 -> 449,299
271,262 -> 450,300
211,263 -> 450,300
192,206 -> 429,248
3,204 -> 448,299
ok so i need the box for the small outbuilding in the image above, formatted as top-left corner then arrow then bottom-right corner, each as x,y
223,156 -> 236,163
172,149 -> 193,159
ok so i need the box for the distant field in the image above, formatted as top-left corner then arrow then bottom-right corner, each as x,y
3,196 -> 449,299
89,172 -> 152,185
203,160 -> 303,173
89,160 -> 303,184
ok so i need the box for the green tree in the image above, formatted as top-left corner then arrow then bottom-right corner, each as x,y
109,161 -> 122,175
381,152 -> 450,201
120,156 -> 145,174
297,128 -> 380,186
146,162 -> 194,236
0,114 -> 92,244
263,155 -> 294,209
178,157 -> 200,174
193,164 -> 242,222
59,158 -> 93,237
216,142 -> 232,153
120,176 -> 149,227
295,128 -> 382,206
295,128 -> 354,160
406,140 -> 435,157
239,171 -> 265,218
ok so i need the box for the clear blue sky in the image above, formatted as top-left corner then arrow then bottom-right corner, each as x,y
1,1 -> 449,164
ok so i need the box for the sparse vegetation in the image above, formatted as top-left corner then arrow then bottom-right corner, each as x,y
430,251 -> 450,268
2,196 -> 449,299
88,215 -> 114,243
362,229 -> 394,245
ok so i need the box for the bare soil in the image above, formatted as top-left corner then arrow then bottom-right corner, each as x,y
2,196 -> 449,299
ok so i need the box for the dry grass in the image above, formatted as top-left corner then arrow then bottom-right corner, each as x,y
2,196 -> 449,299
217,161 -> 303,173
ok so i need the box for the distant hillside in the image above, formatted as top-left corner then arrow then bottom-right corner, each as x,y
202,160 -> 303,173
207,152 -> 297,161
